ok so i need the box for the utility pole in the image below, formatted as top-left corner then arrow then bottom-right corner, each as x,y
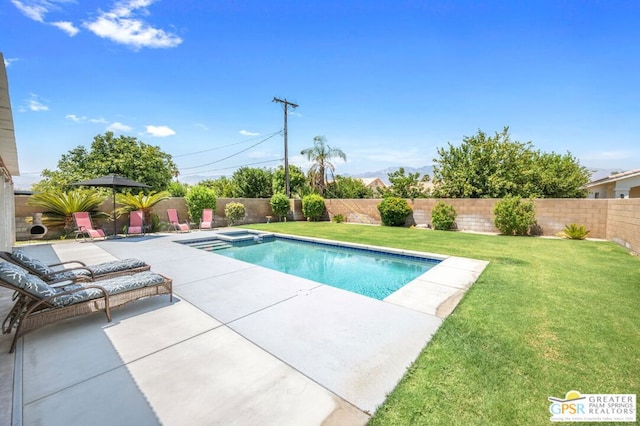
273,97 -> 298,197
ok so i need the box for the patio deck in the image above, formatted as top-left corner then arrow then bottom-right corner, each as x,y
1,231 -> 487,425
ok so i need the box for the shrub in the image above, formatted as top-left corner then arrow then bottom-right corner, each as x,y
302,194 -> 326,221
377,197 -> 413,226
562,223 -> 590,240
224,202 -> 246,226
332,214 -> 346,223
185,185 -> 217,223
167,181 -> 188,197
493,196 -> 536,235
431,201 -> 457,230
270,193 -> 290,221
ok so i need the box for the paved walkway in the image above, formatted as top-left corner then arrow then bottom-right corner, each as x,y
2,231 -> 487,425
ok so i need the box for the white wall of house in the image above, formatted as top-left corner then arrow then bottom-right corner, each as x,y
1,174 -> 16,250
587,174 -> 640,199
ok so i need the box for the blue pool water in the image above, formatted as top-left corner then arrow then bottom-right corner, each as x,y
186,235 -> 439,300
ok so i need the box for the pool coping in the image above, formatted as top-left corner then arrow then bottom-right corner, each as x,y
178,230 -> 490,319
7,230 -> 490,424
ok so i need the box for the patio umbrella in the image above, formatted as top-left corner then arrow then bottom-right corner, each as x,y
72,174 -> 150,236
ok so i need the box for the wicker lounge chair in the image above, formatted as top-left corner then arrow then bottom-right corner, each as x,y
73,212 -> 107,241
0,261 -> 172,353
1,249 -> 150,283
167,209 -> 190,232
125,210 -> 146,237
199,209 -> 214,230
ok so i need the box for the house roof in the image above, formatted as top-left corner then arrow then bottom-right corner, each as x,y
359,177 -> 386,187
0,52 -> 19,177
584,168 -> 640,188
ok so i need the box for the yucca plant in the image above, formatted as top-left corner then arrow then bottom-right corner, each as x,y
28,190 -> 108,236
115,191 -> 170,229
562,223 -> 590,240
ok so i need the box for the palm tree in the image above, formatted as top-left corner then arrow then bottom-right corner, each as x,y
28,190 -> 108,237
300,136 -> 347,196
115,191 -> 170,229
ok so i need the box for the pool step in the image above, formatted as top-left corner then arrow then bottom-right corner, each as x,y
191,240 -> 232,251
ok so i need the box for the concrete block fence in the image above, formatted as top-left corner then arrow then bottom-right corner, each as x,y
13,195 -> 640,255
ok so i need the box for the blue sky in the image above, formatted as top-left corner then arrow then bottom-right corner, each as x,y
3,0 -> 639,188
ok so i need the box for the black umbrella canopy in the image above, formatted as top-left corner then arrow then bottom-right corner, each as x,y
73,174 -> 150,189
72,174 -> 150,236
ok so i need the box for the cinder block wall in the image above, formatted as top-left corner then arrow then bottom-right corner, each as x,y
606,199 -> 640,253
13,195 -> 640,254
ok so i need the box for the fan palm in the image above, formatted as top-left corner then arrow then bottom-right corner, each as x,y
300,136 -> 347,196
115,190 -> 170,227
28,190 -> 108,236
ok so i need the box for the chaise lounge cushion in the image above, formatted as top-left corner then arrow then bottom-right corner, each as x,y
51,271 -> 167,306
10,249 -> 147,281
0,262 -> 59,301
1,262 -> 166,308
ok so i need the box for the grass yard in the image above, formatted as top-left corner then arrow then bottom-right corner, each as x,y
244,222 -> 640,425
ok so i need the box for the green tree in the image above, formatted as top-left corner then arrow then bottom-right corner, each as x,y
232,167 -> 273,198
184,185 -> 217,223
432,127 -> 589,198
300,136 -> 347,196
167,181 -> 188,197
325,176 -> 374,199
378,168 -> 430,198
532,152 -> 589,198
34,132 -> 177,193
272,165 -> 307,196
200,177 -> 236,198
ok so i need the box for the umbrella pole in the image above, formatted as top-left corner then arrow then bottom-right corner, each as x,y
113,188 -> 117,237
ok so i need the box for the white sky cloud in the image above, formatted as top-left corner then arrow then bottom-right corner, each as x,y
83,0 -> 182,50
51,21 -> 80,36
239,130 -> 260,137
108,121 -> 133,132
3,57 -> 19,68
146,125 -> 175,137
66,114 -> 109,124
10,0 -> 48,22
26,94 -> 48,111
65,114 -> 84,122
11,0 -> 180,46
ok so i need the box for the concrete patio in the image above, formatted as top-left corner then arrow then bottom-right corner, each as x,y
1,231 -> 488,425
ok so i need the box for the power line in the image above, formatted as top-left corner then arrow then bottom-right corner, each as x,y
179,131 -> 282,171
180,158 -> 285,176
172,130 -> 281,158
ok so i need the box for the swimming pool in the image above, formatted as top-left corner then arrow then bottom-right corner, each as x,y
181,233 -> 440,300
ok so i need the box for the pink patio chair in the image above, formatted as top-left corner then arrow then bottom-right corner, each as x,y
167,209 -> 190,232
199,209 -> 214,230
126,210 -> 145,237
73,212 -> 107,241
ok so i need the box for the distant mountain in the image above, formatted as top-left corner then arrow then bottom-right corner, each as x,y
348,166 -> 434,185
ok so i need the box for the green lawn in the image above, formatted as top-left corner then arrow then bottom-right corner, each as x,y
244,222 -> 640,425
